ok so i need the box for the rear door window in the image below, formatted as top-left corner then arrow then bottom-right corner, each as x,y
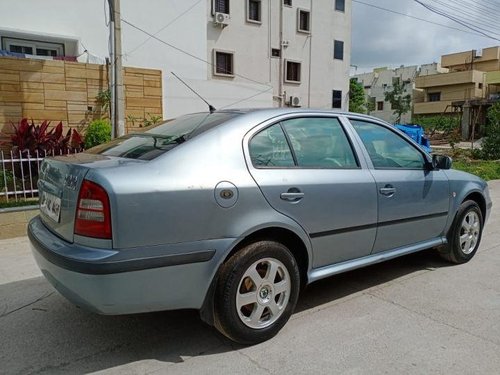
249,124 -> 295,167
249,117 -> 358,169
282,117 -> 358,168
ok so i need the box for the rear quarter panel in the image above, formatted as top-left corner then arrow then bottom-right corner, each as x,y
88,121 -> 312,259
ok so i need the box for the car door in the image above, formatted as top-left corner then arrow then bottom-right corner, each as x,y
348,118 -> 450,253
245,115 -> 377,268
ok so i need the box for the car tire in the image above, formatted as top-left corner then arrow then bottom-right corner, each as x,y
440,200 -> 483,264
214,240 -> 300,345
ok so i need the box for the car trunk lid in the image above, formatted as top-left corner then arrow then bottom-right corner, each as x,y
37,153 -> 140,243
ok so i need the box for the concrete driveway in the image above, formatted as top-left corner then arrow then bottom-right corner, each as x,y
1,181 -> 499,374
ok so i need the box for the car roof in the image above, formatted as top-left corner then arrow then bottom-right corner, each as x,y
209,107 -> 386,124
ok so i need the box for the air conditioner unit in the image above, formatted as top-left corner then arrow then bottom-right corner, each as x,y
289,96 -> 301,107
214,12 -> 230,26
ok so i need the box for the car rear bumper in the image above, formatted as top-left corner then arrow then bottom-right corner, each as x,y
28,216 -> 235,315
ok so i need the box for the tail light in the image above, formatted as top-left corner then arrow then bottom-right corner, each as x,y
75,180 -> 112,239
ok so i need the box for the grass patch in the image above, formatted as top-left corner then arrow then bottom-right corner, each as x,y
453,160 -> 500,181
0,199 -> 38,210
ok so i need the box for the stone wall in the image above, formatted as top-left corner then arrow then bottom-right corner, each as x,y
0,56 -> 162,146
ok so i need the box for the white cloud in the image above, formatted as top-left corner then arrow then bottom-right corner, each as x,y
351,0 -> 499,72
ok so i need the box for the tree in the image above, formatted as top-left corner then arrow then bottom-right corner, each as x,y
481,102 -> 500,160
349,79 -> 367,114
384,79 -> 412,123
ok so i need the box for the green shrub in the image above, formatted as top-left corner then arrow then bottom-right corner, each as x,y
0,169 -> 14,191
84,120 -> 111,149
481,102 -> 500,160
414,115 -> 460,136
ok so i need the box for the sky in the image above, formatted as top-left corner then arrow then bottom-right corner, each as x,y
351,0 -> 500,73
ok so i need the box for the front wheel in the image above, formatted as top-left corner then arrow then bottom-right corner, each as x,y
440,200 -> 483,264
214,241 -> 300,344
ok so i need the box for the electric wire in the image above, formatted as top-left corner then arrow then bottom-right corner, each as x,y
352,0 -> 489,39
429,0 -> 500,32
122,18 -> 275,108
126,0 -> 204,56
421,0 -> 500,37
121,18 -> 272,89
413,0 -> 500,42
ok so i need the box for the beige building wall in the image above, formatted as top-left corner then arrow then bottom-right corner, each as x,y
441,46 -> 500,73
414,54 -> 495,116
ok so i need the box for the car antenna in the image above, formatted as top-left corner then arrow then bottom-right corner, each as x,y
171,72 -> 216,113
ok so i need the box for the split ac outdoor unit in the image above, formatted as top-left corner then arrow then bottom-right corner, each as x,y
289,96 -> 301,107
214,12 -> 230,26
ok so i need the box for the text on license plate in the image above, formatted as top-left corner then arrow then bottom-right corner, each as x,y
40,191 -> 61,222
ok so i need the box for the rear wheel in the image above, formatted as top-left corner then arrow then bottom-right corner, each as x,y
440,200 -> 483,264
214,241 -> 300,344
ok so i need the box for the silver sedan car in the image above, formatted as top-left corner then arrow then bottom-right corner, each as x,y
29,109 -> 492,344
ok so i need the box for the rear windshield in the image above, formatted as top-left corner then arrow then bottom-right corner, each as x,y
86,112 -> 239,160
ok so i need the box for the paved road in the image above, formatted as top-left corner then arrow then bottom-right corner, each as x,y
1,181 -> 499,374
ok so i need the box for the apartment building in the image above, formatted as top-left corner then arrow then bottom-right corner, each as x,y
414,46 -> 500,139
351,63 -> 445,123
0,0 -> 351,120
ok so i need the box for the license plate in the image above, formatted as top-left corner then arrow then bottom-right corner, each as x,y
40,191 -> 61,223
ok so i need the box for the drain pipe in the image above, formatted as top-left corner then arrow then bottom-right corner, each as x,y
278,2 -> 284,107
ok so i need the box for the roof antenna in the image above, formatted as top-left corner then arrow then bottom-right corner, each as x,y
171,72 -> 216,113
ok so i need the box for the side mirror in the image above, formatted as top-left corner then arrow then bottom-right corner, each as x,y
432,154 -> 452,170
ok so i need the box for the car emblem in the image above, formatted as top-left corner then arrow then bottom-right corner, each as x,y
64,175 -> 79,190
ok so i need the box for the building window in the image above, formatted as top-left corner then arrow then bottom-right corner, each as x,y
335,0 -> 345,12
214,0 -> 230,14
377,101 -> 384,110
271,48 -> 281,58
428,92 -> 441,102
213,50 -> 234,77
334,40 -> 344,60
247,0 -> 262,23
297,9 -> 311,33
478,82 -> 483,89
285,60 -> 301,83
2,37 -> 64,57
284,0 -> 292,6
332,90 -> 342,108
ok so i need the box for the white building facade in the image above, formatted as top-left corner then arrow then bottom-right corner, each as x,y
0,0 -> 351,118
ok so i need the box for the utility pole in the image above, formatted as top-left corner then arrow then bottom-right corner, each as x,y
107,0 -> 125,138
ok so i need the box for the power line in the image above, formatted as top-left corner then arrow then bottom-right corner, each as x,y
121,18 -> 272,89
221,87 -> 273,109
121,17 -> 275,109
424,0 -> 500,37
351,0 -> 490,38
413,0 -> 500,42
126,0 -> 204,56
431,0 -> 500,33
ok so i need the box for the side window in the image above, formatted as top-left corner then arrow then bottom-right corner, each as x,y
350,120 -> 425,169
249,124 -> 294,167
282,117 -> 358,168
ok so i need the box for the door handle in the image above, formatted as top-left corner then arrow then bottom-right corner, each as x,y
379,185 -> 396,196
280,188 -> 304,201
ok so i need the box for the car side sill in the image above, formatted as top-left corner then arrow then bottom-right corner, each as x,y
308,237 -> 446,283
